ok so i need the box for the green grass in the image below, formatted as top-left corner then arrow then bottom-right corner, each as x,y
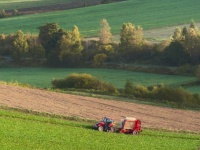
0,67 -> 199,94
0,108 -> 199,150
0,0 -> 200,36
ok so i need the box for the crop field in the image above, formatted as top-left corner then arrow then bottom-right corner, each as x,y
0,67 -> 199,94
0,0 -> 200,36
0,108 -> 199,150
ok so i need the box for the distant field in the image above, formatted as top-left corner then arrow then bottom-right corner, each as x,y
0,0 -> 200,37
0,0 -> 78,10
0,108 -> 199,150
0,67 -> 199,94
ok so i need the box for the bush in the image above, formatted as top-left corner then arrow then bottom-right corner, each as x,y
93,53 -> 107,66
133,84 -> 149,98
52,73 -> 118,94
124,80 -> 134,95
152,85 -> 200,107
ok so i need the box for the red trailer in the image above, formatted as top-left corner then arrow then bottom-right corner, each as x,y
118,117 -> 142,135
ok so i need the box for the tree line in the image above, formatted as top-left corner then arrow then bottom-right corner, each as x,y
0,19 -> 200,68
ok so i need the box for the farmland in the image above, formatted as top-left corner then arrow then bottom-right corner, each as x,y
0,108 -> 199,150
0,0 -> 200,37
0,1 -> 200,149
0,0 -> 85,10
0,67 -> 198,94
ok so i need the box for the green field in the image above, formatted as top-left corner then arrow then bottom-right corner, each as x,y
0,67 -> 199,94
0,0 -> 82,10
0,108 -> 199,150
0,0 -> 200,36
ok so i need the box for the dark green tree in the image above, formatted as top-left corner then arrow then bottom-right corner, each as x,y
38,23 -> 60,56
26,34 -> 45,61
163,41 -> 189,66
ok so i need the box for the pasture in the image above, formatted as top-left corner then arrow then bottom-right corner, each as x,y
0,0 -> 200,37
0,108 -> 199,150
0,67 -> 199,94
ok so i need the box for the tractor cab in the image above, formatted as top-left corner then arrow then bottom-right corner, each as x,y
118,117 -> 141,135
103,117 -> 113,124
93,117 -> 115,132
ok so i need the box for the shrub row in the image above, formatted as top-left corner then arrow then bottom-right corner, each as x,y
52,74 -> 200,108
52,73 -> 118,94
124,81 -> 200,108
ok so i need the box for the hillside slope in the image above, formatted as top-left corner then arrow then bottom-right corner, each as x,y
0,84 -> 199,133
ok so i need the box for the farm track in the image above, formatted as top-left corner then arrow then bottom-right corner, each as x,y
0,84 -> 200,133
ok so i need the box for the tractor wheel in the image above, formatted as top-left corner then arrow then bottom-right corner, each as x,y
98,126 -> 104,132
110,127 -> 115,133
132,130 -> 138,135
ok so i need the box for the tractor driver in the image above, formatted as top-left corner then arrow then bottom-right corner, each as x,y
103,117 -> 112,131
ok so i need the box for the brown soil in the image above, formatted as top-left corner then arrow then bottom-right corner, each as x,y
0,84 -> 200,133
6,0 -> 123,15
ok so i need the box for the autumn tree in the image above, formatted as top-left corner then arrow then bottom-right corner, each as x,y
184,22 -> 200,64
58,26 -> 83,66
99,18 -> 112,44
11,30 -> 28,62
170,20 -> 200,65
172,27 -> 183,41
120,22 -> 144,51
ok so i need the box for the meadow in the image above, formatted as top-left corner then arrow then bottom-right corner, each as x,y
0,67 -> 199,94
0,0 -> 200,36
0,108 -> 199,150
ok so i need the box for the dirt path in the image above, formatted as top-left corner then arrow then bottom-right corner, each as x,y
0,84 -> 200,133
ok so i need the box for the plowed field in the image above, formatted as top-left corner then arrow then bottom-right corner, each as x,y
0,84 -> 200,133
